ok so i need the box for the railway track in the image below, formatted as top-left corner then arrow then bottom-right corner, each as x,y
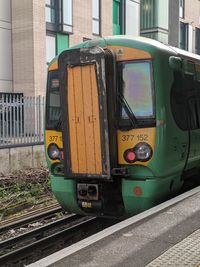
0,214 -> 115,266
1,180 -> 198,266
0,203 -> 62,234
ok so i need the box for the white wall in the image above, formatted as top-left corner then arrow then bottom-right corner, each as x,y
0,0 -> 12,92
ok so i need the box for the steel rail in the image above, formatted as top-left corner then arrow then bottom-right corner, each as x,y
0,203 -> 61,233
0,214 -> 83,252
0,215 -> 103,266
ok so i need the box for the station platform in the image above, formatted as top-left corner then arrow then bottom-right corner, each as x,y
29,187 -> 200,267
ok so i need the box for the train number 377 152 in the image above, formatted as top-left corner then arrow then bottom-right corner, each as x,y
121,134 -> 148,142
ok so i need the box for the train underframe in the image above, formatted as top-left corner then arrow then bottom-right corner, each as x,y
50,171 -> 183,217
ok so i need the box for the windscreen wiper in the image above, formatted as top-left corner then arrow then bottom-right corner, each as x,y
54,114 -> 63,131
118,92 -> 138,128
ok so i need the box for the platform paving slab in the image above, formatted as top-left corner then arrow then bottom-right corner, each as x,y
146,229 -> 200,267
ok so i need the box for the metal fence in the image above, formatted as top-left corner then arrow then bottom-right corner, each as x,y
0,94 -> 45,148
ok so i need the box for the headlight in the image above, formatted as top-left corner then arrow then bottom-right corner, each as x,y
48,143 -> 60,160
134,142 -> 152,161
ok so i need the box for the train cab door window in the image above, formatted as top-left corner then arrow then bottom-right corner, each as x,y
119,61 -> 155,128
46,71 -> 61,130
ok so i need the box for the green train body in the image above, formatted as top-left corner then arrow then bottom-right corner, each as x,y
45,36 -> 200,217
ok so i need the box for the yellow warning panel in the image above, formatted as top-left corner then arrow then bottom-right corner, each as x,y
67,64 -> 102,175
118,127 -> 156,166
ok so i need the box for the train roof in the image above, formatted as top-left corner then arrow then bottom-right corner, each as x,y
169,46 -> 200,62
102,36 -> 200,62
48,36 -> 200,69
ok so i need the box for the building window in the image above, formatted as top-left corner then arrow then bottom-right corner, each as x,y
45,0 -> 56,24
113,0 -> 121,35
125,0 -> 140,36
195,28 -> 200,55
61,0 -> 73,33
46,34 -> 56,65
179,0 -> 185,18
179,22 -> 188,50
45,0 -> 58,32
115,0 -> 140,35
140,0 -> 156,30
46,0 -> 73,33
188,24 -> 193,53
92,0 -> 101,35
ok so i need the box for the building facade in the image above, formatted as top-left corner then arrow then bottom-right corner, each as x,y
0,0 -> 200,97
140,0 -> 200,54
12,0 -> 46,96
140,0 -> 179,47
1,0 -> 113,96
0,0 -> 12,93
46,0 -> 113,66
179,0 -> 200,54
113,0 -> 140,36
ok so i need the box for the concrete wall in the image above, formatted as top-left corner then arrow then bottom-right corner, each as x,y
0,145 -> 46,174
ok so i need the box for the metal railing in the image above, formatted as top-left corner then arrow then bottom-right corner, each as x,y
0,94 -> 45,148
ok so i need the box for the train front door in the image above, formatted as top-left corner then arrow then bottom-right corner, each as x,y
58,47 -> 117,180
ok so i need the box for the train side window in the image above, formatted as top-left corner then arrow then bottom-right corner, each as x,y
171,71 -> 200,130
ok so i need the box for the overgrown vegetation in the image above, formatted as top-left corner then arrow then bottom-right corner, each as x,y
0,168 -> 56,220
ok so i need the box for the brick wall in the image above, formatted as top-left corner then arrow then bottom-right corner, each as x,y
12,0 -> 112,96
12,0 -> 46,96
70,0 -> 112,46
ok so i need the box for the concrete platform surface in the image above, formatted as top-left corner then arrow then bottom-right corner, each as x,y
28,187 -> 200,267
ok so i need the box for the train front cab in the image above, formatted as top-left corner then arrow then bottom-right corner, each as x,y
45,41 -> 176,217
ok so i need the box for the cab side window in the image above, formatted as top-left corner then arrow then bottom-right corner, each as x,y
171,71 -> 200,130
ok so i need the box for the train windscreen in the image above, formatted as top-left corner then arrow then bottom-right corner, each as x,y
120,61 -> 154,119
46,70 -> 61,130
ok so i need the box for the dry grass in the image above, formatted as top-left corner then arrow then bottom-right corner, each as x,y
0,168 -> 56,220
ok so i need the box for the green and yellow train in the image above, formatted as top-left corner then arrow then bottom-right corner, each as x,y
45,36 -> 200,217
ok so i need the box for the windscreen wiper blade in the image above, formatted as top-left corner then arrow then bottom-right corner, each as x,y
118,93 -> 138,128
54,114 -> 63,131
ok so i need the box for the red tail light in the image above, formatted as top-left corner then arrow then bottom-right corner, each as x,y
124,149 -> 136,163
